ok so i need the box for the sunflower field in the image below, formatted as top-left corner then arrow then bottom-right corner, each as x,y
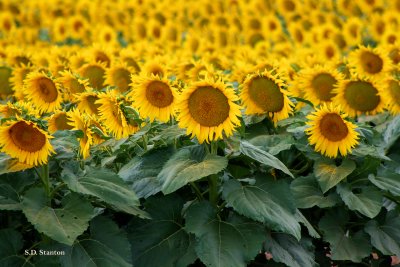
1,0 -> 400,266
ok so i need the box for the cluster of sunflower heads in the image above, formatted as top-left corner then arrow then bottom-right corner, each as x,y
0,0 -> 400,167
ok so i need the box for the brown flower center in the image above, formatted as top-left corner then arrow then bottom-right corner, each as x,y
9,121 -> 46,152
145,81 -> 173,108
248,76 -> 284,112
360,51 -> 383,74
36,77 -> 58,102
311,73 -> 337,101
319,113 -> 348,141
344,81 -> 380,112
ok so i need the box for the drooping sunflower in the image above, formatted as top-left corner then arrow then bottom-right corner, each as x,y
78,62 -> 107,90
241,69 -> 293,124
0,118 -> 54,166
129,74 -> 177,123
96,90 -> 139,139
306,103 -> 359,158
104,63 -> 133,93
382,78 -> 400,114
177,77 -> 242,143
47,111 -> 74,134
24,72 -> 63,113
76,90 -> 101,116
298,65 -> 344,106
333,76 -> 386,117
347,46 -> 392,79
67,109 -> 93,159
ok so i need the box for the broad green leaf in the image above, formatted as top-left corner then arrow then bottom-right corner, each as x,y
240,140 -> 293,178
60,216 -> 132,267
21,188 -> 94,246
382,115 -> 400,152
314,159 -> 356,193
248,134 -> 294,155
352,143 -> 390,161
51,130 -> 79,160
291,175 -> 340,209
264,234 -> 317,267
337,183 -> 382,218
295,210 -> 320,238
319,209 -> 371,262
118,147 -> 173,198
158,146 -> 228,194
62,166 -> 148,218
369,167 -> 400,197
365,211 -> 400,257
0,170 -> 34,210
222,177 -> 301,240
185,201 -> 265,267
128,195 -> 193,267
0,228 -> 23,259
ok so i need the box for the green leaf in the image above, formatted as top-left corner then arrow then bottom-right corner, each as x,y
291,175 -> 340,209
0,228 -> 23,259
128,195 -> 193,267
222,177 -> 301,240
60,216 -> 132,267
352,143 -> 391,161
158,146 -> 228,194
319,209 -> 371,262
21,187 -> 94,246
337,183 -> 382,218
118,147 -> 173,198
264,234 -> 317,267
369,167 -> 400,197
248,134 -> 294,155
185,201 -> 265,267
295,210 -> 320,238
51,130 -> 79,160
0,171 -> 35,210
314,159 -> 356,193
382,115 -> 400,152
240,140 -> 294,178
61,166 -> 148,218
365,211 -> 400,257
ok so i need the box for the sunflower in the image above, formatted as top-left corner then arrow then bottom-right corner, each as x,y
67,109 -> 93,159
119,48 -> 141,73
104,63 -> 133,93
0,66 -> 13,99
0,118 -> 54,166
306,103 -> 359,158
241,69 -> 293,124
298,65 -> 344,106
348,46 -> 391,79
177,77 -> 241,143
342,17 -> 364,46
129,74 -> 177,122
96,90 -> 138,139
58,70 -> 90,101
84,44 -> 114,68
47,111 -> 73,133
78,62 -> 107,90
382,78 -> 400,114
76,91 -> 101,116
24,72 -> 63,113
333,76 -> 386,117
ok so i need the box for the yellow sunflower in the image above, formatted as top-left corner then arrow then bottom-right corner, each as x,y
10,64 -> 34,98
24,72 -> 63,113
129,74 -> 177,123
96,90 -> 138,139
0,66 -> 13,99
347,46 -> 392,79
104,63 -> 133,93
0,118 -> 54,166
177,77 -> 242,143
58,70 -> 90,101
382,78 -> 400,114
298,65 -> 344,106
241,69 -> 293,124
67,109 -> 93,159
76,91 -> 101,116
306,103 -> 359,158
78,62 -> 107,90
333,76 -> 386,117
47,111 -> 74,134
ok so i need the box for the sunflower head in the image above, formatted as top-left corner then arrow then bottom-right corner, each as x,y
76,90 -> 101,116
177,77 -> 242,143
78,62 -> 107,90
306,103 -> 359,158
67,109 -> 93,159
104,63 -> 133,93
348,46 -> 392,79
47,111 -> 74,134
382,78 -> 400,114
0,118 -> 54,166
241,69 -> 293,124
58,70 -> 90,101
24,71 -> 62,114
129,73 -> 177,123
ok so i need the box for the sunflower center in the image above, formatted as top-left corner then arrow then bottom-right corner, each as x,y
9,121 -> 46,152
248,77 -> 284,112
388,80 -> 400,105
311,73 -> 337,101
344,81 -> 380,112
188,86 -> 230,127
112,68 -> 131,93
94,52 -> 111,68
283,0 -> 295,11
81,65 -> 105,90
319,113 -> 348,142
69,79 -> 85,94
37,77 -> 58,102
360,51 -> 383,74
0,67 -> 13,95
55,113 -> 73,130
87,95 -> 101,114
145,81 -> 173,108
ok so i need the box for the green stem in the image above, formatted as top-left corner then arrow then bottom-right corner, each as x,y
210,141 -> 218,155
208,141 -> 219,207
36,164 -> 50,198
190,182 -> 203,200
142,135 -> 148,152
